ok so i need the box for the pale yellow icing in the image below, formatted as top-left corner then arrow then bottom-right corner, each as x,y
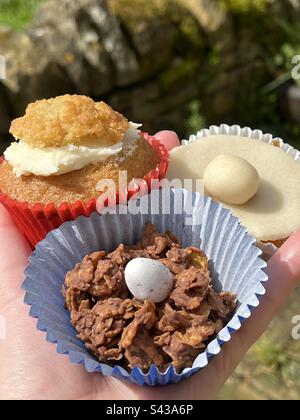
167,135 -> 300,241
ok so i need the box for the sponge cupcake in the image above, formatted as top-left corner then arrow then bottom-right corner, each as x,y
0,95 -> 168,246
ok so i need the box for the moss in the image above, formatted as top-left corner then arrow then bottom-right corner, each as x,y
253,336 -> 286,368
108,0 -> 169,23
0,0 -> 44,30
208,47 -> 222,66
169,5 -> 203,50
220,0 -> 270,14
158,59 -> 199,92
109,0 -> 203,47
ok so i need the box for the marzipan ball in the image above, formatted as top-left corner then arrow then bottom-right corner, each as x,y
203,154 -> 260,205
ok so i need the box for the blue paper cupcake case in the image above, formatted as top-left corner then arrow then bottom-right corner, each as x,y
23,188 -> 268,386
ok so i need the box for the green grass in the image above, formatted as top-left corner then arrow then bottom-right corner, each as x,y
0,0 -> 44,30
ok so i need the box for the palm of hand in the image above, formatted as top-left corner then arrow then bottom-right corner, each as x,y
0,211 -> 224,400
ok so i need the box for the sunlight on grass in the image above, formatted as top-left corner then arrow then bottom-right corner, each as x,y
0,0 -> 44,30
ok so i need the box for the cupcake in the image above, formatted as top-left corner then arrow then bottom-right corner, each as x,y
23,189 -> 267,386
166,125 -> 300,257
0,95 -> 168,246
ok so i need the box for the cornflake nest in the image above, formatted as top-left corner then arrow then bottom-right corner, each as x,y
64,223 -> 237,373
9,94 -> 129,148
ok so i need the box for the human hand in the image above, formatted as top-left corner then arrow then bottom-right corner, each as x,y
0,132 -> 299,400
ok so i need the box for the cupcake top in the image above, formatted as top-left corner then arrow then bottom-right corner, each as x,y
64,223 -> 236,373
4,95 -> 141,177
10,94 -> 129,148
167,134 -> 300,242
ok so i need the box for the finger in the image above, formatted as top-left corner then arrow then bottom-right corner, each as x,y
0,205 -> 31,307
202,229 -> 300,386
232,229 -> 300,349
154,130 -> 180,151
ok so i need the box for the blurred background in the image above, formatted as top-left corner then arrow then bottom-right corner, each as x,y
0,0 -> 300,400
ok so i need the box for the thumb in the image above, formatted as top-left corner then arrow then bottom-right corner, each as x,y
209,229 -> 300,383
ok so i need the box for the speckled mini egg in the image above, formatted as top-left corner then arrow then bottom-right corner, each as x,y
124,258 -> 174,303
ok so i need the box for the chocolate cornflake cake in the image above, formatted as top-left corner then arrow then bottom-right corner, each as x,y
64,223 -> 237,373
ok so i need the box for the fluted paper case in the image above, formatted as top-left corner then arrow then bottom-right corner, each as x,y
23,188 -> 268,386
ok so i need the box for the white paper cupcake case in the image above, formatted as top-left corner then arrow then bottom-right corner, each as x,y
23,188 -> 267,386
184,124 -> 300,258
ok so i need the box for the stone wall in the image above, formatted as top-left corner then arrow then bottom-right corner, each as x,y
0,0 -> 201,150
